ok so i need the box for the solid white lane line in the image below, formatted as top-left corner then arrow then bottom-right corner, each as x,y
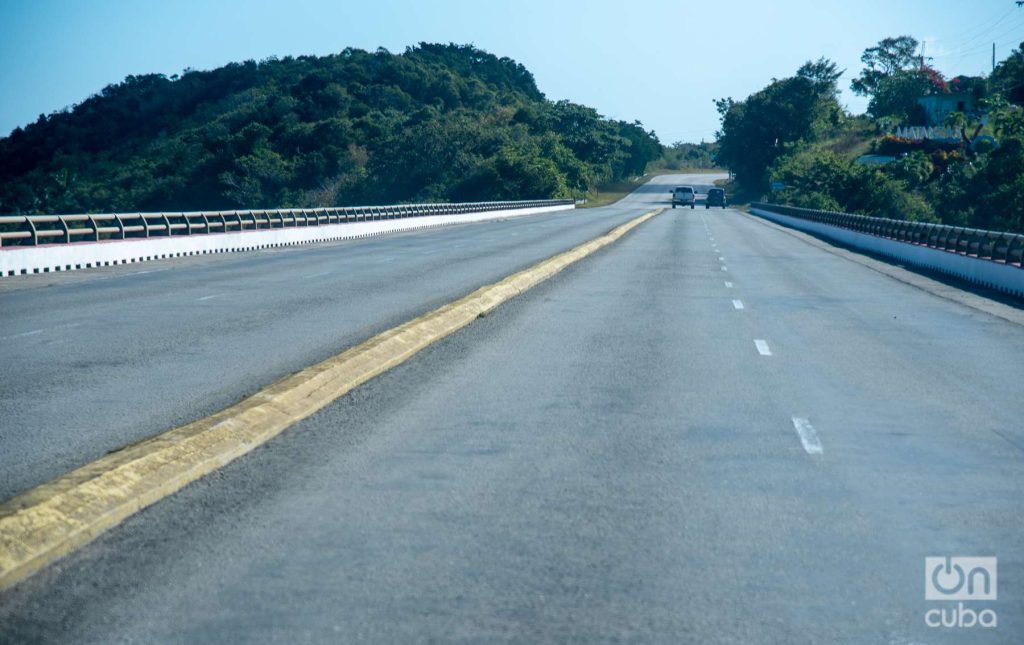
791,417 -> 824,455
724,281 -> 734,288
197,294 -> 224,301
754,339 -> 772,356
732,299 -> 745,310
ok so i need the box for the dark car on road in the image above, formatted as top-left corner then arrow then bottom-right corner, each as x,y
706,187 -> 726,209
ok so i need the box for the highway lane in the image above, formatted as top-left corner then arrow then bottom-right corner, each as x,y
2,192 -> 1021,643
0,174 -> 721,501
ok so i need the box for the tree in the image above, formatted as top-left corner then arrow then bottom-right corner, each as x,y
770,148 -> 934,222
798,58 -> 844,90
989,94 -> 1024,138
656,141 -> 720,170
991,41 -> 1024,105
851,36 -> 921,97
949,75 -> 988,101
868,70 -> 933,121
715,59 -> 843,190
887,150 -> 933,187
614,120 -> 662,177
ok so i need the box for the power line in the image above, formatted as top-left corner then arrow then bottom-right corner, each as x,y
927,5 -> 1023,65
980,14 -> 1024,47
930,14 -> 1024,61
933,6 -> 1017,47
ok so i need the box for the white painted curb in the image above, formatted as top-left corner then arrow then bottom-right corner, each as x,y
0,204 -> 574,277
751,207 -> 1024,298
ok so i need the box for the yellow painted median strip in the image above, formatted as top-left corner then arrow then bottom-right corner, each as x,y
0,208 -> 662,590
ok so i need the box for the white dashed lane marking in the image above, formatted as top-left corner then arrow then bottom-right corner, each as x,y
754,339 -> 772,356
1,329 -> 44,340
791,417 -> 824,455
0,322 -> 81,341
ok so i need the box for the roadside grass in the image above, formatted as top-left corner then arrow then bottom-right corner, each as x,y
578,178 -> 646,208
824,120 -> 876,159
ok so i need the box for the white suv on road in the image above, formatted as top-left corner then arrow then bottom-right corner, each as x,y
670,186 -> 696,209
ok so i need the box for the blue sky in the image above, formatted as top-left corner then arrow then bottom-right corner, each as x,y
1,0 -> 1022,143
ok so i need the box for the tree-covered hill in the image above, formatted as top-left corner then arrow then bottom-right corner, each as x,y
0,43 -> 661,214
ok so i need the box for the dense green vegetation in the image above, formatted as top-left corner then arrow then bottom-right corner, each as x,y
715,38 -> 1024,234
0,44 -> 661,214
652,141 -> 720,171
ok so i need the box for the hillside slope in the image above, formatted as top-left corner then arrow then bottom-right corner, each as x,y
0,43 -> 660,214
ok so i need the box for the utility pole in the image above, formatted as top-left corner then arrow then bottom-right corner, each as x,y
992,42 -> 996,72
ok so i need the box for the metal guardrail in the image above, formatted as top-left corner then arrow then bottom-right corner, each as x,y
752,202 -> 1024,268
0,200 -> 574,248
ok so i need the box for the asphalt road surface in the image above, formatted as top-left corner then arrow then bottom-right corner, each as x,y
0,175 -> 717,501
2,175 -> 1022,643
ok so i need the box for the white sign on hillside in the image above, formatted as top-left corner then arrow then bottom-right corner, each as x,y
893,126 -> 961,142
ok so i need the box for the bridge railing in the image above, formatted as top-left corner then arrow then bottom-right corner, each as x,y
751,202 -> 1024,268
0,200 -> 575,248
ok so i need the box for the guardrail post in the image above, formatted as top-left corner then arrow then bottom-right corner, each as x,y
58,216 -> 71,244
1009,235 -> 1024,268
24,217 -> 38,246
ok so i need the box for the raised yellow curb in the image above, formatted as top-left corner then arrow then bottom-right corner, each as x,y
0,208 -> 661,591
